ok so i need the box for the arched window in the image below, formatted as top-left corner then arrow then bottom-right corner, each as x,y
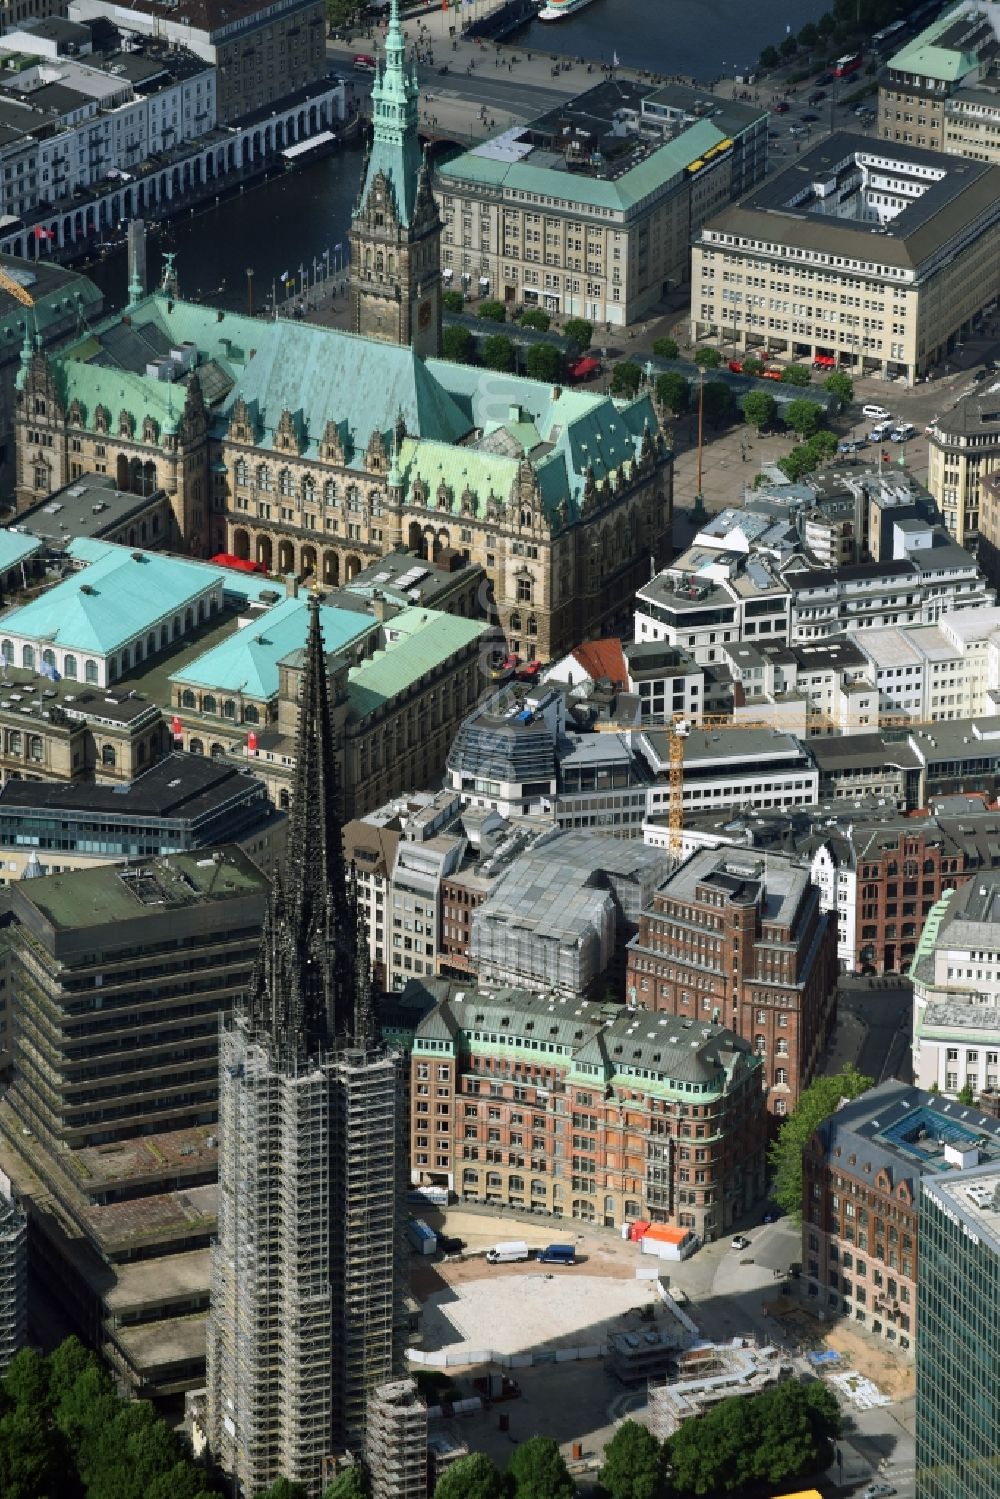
101,744 -> 116,768
160,626 -> 169,649
41,649 -> 56,672
63,655 -> 77,680
279,788 -> 290,809
301,476 -> 315,506
510,612 -> 521,632
27,735 -> 42,763
147,634 -> 156,656
244,703 -> 260,724
235,457 -> 248,487
211,743 -> 226,759
775,1067 -> 789,1086
222,699 -> 236,720
346,486 -> 361,512
202,694 -> 217,715
8,732 -> 21,755
0,640 -> 11,664
181,689 -> 196,708
279,468 -> 294,498
189,738 -> 204,755
256,464 -> 272,492
527,616 -> 538,636
370,489 -> 383,516
85,659 -> 98,684
323,480 -> 338,507
22,645 -> 34,670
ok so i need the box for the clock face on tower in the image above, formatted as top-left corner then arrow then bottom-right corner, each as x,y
418,300 -> 431,329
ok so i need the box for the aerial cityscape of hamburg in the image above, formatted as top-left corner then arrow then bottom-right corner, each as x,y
2,0 -> 1000,1494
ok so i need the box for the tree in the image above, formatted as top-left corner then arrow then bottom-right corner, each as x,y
434,1452 -> 508,1499
518,308 -> 550,332
481,334 -> 515,372
611,361 -> 643,398
2,1348 -> 49,1412
780,362 -> 812,386
958,1081 -> 975,1105
525,343 -> 562,381
805,428 -> 839,462
823,369 -> 854,406
768,1064 -> 874,1216
442,289 -> 465,313
666,1395 -> 753,1494
655,372 -> 690,414
651,336 -> 679,360
323,1466 -> 370,1499
798,20 -> 819,48
477,300 -> 507,323
818,10 -> 836,37
777,446 -> 817,483
46,1336 -> 97,1408
508,1436 -> 574,1499
563,317 -> 593,350
258,1481 -> 309,1499
702,381 -> 734,427
785,398 -> 825,439
600,1420 -> 666,1499
779,33 -> 798,57
441,325 -> 473,363
760,44 -> 779,67
693,346 -> 722,370
741,355 -> 764,378
742,390 -> 776,433
0,1406 -> 61,1499
325,0 -> 360,30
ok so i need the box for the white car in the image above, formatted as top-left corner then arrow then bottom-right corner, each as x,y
863,1484 -> 896,1499
731,1234 -> 752,1250
862,403 -> 892,420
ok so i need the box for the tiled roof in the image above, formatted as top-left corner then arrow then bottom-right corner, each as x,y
573,638 -> 628,687
0,546 -> 223,655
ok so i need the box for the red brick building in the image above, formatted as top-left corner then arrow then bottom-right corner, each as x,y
626,848 -> 837,1118
409,984 -> 769,1240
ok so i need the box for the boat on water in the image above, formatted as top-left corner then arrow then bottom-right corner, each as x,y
538,0 -> 598,20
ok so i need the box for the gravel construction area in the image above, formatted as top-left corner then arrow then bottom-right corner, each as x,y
419,1270 -> 662,1357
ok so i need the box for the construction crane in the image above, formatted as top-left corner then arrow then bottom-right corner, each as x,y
666,714 -> 791,857
0,268 -> 35,310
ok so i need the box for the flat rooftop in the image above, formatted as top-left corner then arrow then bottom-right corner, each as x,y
18,473 -> 166,547
0,750 -> 266,822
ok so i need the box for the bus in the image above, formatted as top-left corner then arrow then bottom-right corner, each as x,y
833,51 -> 863,78
872,19 -> 906,48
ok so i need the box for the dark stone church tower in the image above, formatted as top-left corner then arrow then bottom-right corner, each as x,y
348,0 -> 442,356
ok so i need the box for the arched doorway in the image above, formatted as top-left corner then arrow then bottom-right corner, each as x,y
345,554 -> 362,580
117,454 -> 130,491
256,534 -> 273,571
323,551 -> 339,586
407,521 -> 423,553
277,540 -> 296,574
233,529 -> 250,561
300,545 -> 317,580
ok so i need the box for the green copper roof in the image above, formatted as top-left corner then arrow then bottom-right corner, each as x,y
171,594 -> 376,699
359,0 -> 423,226
221,321 -> 472,458
888,3 -> 987,82
349,607 -> 488,719
0,529 -> 43,572
438,117 -> 728,214
0,547 -> 223,655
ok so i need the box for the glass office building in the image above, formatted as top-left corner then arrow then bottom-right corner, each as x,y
916,1168 -> 1000,1499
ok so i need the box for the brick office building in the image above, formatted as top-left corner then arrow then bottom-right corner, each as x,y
801,1080 -> 1000,1349
409,984 -> 768,1240
626,848 -> 837,1118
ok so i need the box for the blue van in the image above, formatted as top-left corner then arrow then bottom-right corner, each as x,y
537,1243 -> 576,1265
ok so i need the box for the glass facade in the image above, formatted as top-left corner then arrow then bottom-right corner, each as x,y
916,1179 -> 1000,1499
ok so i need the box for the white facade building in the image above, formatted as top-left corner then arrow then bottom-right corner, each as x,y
911,878 -> 1000,1098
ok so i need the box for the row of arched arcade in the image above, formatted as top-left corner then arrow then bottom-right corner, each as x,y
1,87 -> 343,259
231,529 -> 365,586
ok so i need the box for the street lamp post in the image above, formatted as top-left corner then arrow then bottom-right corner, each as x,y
246,266 -> 254,317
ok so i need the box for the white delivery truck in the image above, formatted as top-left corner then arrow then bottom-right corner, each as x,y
485,1239 -> 530,1264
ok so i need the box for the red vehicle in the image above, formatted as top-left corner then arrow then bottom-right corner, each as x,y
833,51 -> 863,78
210,552 -> 268,575
352,53 -> 376,72
490,652 -> 519,681
567,354 -> 601,382
813,354 -> 836,369
517,660 -> 542,682
772,100 -> 790,113
728,358 -> 743,373
762,367 -> 783,381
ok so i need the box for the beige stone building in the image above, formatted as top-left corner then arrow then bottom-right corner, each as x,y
879,2 -> 1000,164
927,390 -> 1000,547
435,80 -> 767,327
691,133 -> 1000,385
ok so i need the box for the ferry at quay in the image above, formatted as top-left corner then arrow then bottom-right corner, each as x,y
538,0 -> 600,20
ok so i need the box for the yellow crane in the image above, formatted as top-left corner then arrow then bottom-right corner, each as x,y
0,268 -> 35,310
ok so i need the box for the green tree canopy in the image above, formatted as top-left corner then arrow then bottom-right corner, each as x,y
818,11 -> 836,36
480,334 -> 516,373
742,390 -> 776,433
600,1419 -> 666,1499
798,21 -> 819,47
563,317 -> 593,350
779,33 -> 798,56
777,445 -> 819,483
693,346 -> 723,370
477,300 -> 507,323
823,369 -> 854,406
651,336 -> 679,360
325,0 -> 360,30
434,1451 -> 508,1499
759,44 -> 780,67
525,343 -> 562,382
518,308 -> 550,332
655,372 -> 690,415
769,1064 -> 874,1216
258,1480 -> 310,1499
805,428 -> 839,461
442,325 -> 474,364
442,289 -> 465,313
785,398 -> 825,439
2,1348 -> 49,1412
323,1465 -> 370,1499
741,355 -> 764,378
702,381 -> 734,427
611,361 -> 643,398
0,1406 -> 62,1499
508,1436 -> 574,1499
780,363 -> 812,386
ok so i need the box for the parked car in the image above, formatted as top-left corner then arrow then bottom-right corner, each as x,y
801,111 -> 820,122
728,358 -> 743,373
863,403 -> 892,420
517,660 -> 542,682
813,354 -> 836,368
816,70 -> 834,85
808,89 -> 826,104
870,422 -> 894,441
890,422 -> 916,441
863,1485 -> 896,1499
772,100 -> 790,113
762,367 -> 783,381
731,1234 -> 752,1250
837,438 -> 867,453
